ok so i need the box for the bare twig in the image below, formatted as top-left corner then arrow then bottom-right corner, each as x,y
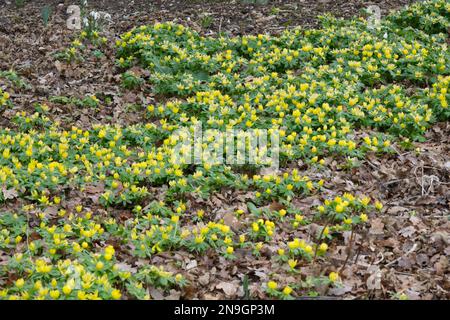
218,17 -> 223,34
385,243 -> 418,267
339,225 -> 355,273
312,213 -> 335,264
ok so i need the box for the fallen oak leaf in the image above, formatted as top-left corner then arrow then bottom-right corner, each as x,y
369,218 -> 385,238
366,266 -> 382,291
185,260 -> 197,270
216,281 -> 238,297
1,187 -> 18,200
222,212 -> 243,232
148,287 -> 164,300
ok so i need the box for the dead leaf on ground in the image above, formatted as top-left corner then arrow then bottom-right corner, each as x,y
1,188 -> 18,200
369,218 -> 385,238
366,266 -> 382,291
216,281 -> 238,297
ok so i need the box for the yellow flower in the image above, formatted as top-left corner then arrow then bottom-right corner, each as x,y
226,246 -> 234,254
197,209 -> 205,218
15,278 -> 25,288
96,261 -> 104,270
50,290 -> 60,299
267,281 -> 277,290
255,242 -> 263,251
329,272 -> 339,283
398,293 -> 408,300
288,259 -> 297,269
319,243 -> 328,252
111,289 -> 122,300
288,240 -> 299,250
304,245 -> 313,254
78,290 -> 87,300
175,274 -> 183,282
105,245 -> 115,256
349,97 -> 358,106
360,213 -> 368,222
195,236 -> 204,244
282,286 -> 293,295
360,196 -> 370,206
62,285 -> 72,295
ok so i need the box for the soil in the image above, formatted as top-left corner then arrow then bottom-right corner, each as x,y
0,0 -> 449,299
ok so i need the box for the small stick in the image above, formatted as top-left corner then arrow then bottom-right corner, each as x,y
312,213 -> 335,264
385,243 -> 418,267
339,225 -> 355,274
218,17 -> 223,34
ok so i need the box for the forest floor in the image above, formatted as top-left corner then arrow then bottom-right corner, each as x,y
0,0 -> 449,300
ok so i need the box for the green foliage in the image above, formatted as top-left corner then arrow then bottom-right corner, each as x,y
121,71 -> 144,90
41,5 -> 52,26
0,70 -> 31,90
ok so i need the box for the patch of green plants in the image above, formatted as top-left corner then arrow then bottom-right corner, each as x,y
0,70 -> 31,90
121,71 -> 144,90
41,5 -> 52,27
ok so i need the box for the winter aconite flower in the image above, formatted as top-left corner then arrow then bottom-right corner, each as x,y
111,289 -> 121,300
329,272 -> 340,283
319,243 -> 328,252
375,201 -> 383,211
0,0 -> 447,301
282,286 -> 293,296
288,259 -> 297,270
267,281 -> 277,290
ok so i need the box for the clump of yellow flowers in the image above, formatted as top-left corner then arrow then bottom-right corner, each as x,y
0,0 -> 449,300
0,88 -> 11,111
